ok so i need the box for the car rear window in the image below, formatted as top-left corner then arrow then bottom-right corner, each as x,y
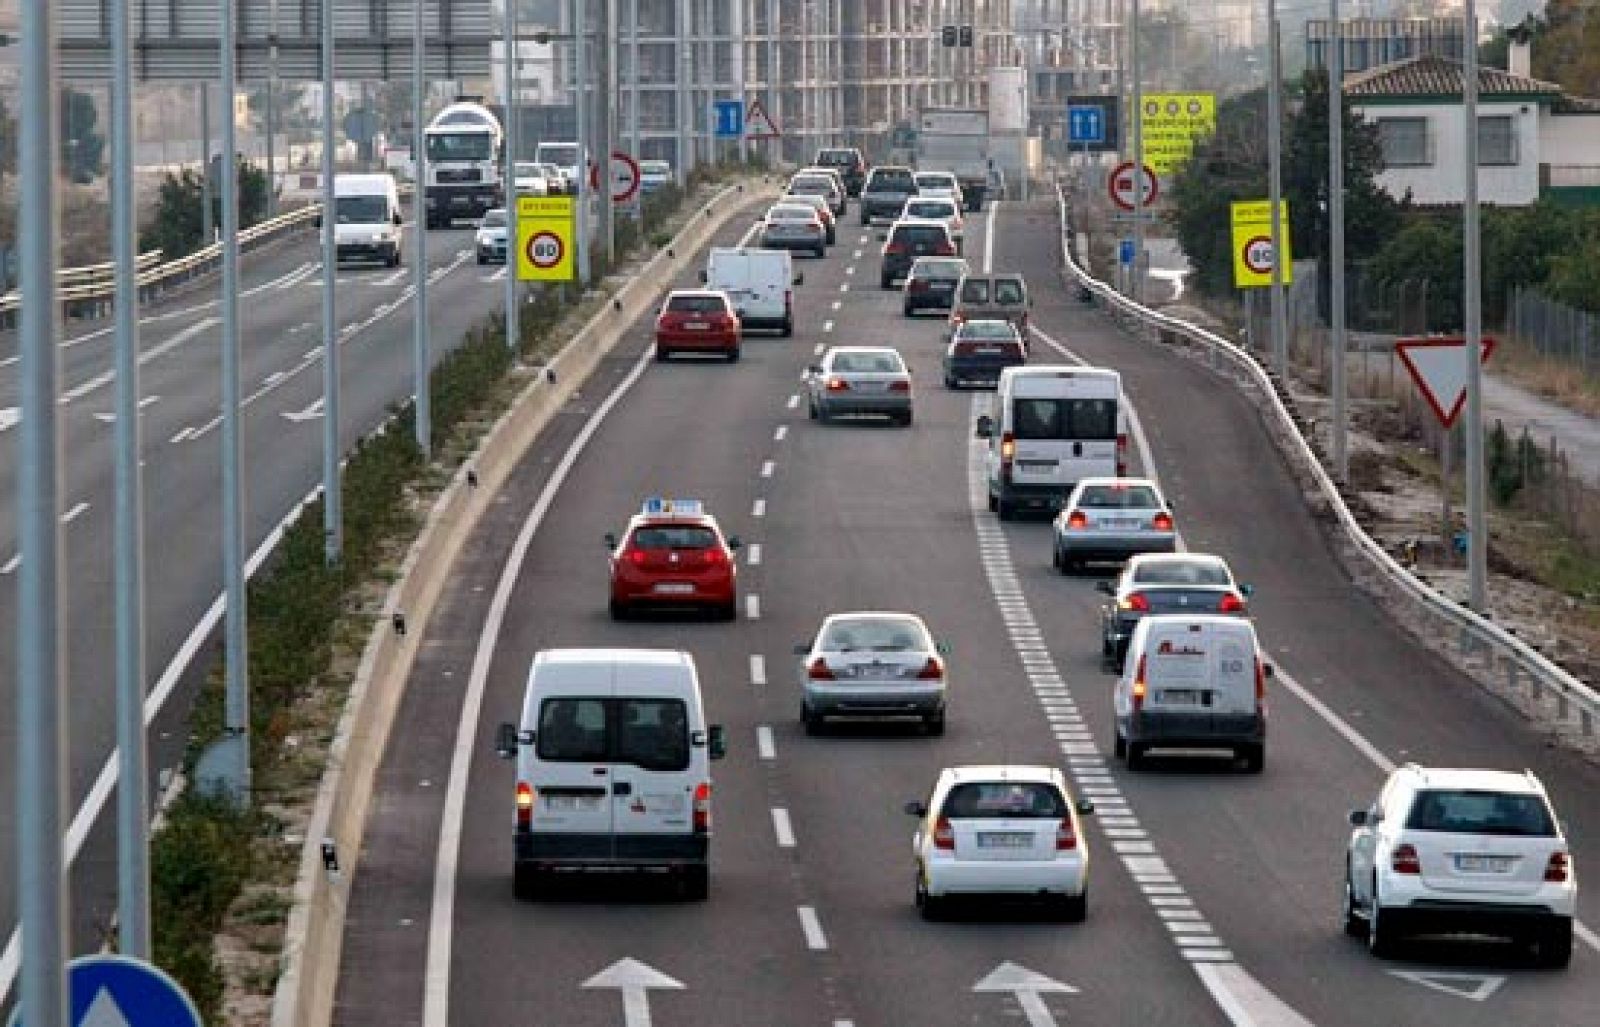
665,295 -> 727,314
817,149 -> 860,167
630,525 -> 718,549
913,260 -> 964,280
995,277 -> 1027,304
831,351 -> 905,374
791,177 -> 831,193
770,206 -> 816,221
942,782 -> 1068,819
954,340 -> 1024,357
960,278 -> 991,303
1011,397 -> 1118,441
905,200 -> 954,218
819,617 -> 927,652
536,697 -> 690,771
1133,560 -> 1229,585
1405,790 -> 1556,836
916,173 -> 955,189
869,168 -> 915,189
1079,484 -> 1161,509
893,225 -> 947,245
958,321 -> 1018,340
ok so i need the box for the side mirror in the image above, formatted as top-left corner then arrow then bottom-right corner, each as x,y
1348,809 -> 1369,827
698,269 -> 708,283
974,414 -> 994,439
1075,798 -> 1095,816
1095,580 -> 1114,595
793,272 -> 805,286
806,364 -> 823,376
904,800 -> 927,817
1240,583 -> 1255,597
726,535 -> 742,551
935,641 -> 951,656
792,642 -> 810,656
1262,663 -> 1275,679
603,532 -> 618,550
495,722 -> 519,759
708,724 -> 727,760
393,211 -> 404,226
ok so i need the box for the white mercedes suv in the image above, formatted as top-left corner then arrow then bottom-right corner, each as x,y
1344,764 -> 1576,967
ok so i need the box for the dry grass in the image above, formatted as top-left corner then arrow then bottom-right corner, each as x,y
1493,336 -> 1600,418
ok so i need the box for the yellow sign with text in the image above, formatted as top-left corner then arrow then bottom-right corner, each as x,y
1139,92 -> 1216,174
1230,199 -> 1294,289
516,195 -> 575,281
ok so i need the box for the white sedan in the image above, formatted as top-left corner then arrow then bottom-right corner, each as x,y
907,766 -> 1094,921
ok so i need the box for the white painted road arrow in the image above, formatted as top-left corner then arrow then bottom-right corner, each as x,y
282,398 -> 325,423
582,957 -> 684,1027
1388,969 -> 1506,1002
973,961 -> 1077,1026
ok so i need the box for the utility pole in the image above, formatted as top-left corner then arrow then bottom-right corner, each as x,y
575,0 -> 592,284
1463,0 -> 1487,610
413,0 -> 432,456
505,0 -> 521,348
1130,0 -> 1144,304
1266,1 -> 1289,379
1329,0 -> 1348,483
320,0 -> 343,563
675,0 -> 689,182
201,83 -> 213,243
599,0 -> 615,267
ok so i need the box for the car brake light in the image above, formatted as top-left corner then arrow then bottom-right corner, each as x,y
1151,511 -> 1174,531
1119,592 -> 1150,613
1218,592 -> 1246,614
625,547 -> 648,566
916,657 -> 943,680
933,816 -> 955,850
826,377 -> 849,391
808,658 -> 835,680
516,782 -> 535,829
999,431 -> 1016,484
885,243 -> 907,255
1392,843 -> 1420,875
889,380 -> 911,393
1254,656 -> 1268,716
702,546 -> 726,565
1546,851 -> 1570,883
1066,510 -> 1088,529
692,782 -> 711,834
908,279 -> 929,292
936,242 -> 955,256
1056,818 -> 1077,851
1131,655 -> 1148,712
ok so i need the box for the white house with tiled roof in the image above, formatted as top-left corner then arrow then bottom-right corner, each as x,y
1346,47 -> 1600,207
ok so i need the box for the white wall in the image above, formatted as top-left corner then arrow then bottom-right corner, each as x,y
1361,99 -> 1540,206
1539,110 -> 1600,167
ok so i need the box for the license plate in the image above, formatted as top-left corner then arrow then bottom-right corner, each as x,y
974,346 -> 1002,355
683,322 -> 709,330
1456,854 -> 1514,873
1100,518 -> 1142,529
1159,689 -> 1200,704
854,381 -> 886,392
653,582 -> 694,594
546,795 -> 602,812
977,832 -> 1033,849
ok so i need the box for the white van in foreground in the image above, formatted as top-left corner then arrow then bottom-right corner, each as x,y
976,365 -> 1127,519
1113,615 -> 1270,773
701,247 -> 802,336
495,648 -> 726,900
331,172 -> 404,267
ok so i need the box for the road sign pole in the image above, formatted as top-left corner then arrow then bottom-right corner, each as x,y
629,0 -> 641,202
575,0 -> 592,284
599,0 -> 616,268
504,0 -> 520,349
1329,0 -> 1347,484
412,0 -> 431,457
1266,3 -> 1288,380
1463,0 -> 1487,611
1130,0 -> 1144,304
200,83 -> 212,243
110,0 -> 153,957
18,0 -> 71,1019
320,0 -> 342,567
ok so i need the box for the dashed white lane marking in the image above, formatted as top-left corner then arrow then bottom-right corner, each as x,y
747,543 -> 763,566
59,317 -> 218,405
852,249 -> 862,259
746,594 -> 762,621
771,808 -> 796,848
60,502 -> 90,525
749,654 -> 767,686
813,343 -> 826,356
858,234 -> 869,244
839,283 -> 849,293
757,725 -> 776,760
773,425 -> 788,442
0,555 -> 19,575
797,906 -> 829,951
831,300 -> 842,311
760,460 -> 775,478
752,499 -> 766,517
844,266 -> 855,276
787,393 -> 801,410
92,395 -> 160,423
822,320 -> 834,333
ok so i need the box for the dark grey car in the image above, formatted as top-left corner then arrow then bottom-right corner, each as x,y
879,219 -> 957,288
1097,553 -> 1253,670
860,166 -> 918,225
903,256 -> 969,316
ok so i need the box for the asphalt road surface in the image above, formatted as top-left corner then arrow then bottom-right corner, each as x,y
0,214 -> 502,1002
333,199 -> 1600,1026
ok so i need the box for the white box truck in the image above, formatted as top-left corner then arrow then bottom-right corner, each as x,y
916,108 -> 994,211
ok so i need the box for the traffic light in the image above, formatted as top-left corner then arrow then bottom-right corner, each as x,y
941,25 -> 957,47
959,25 -> 974,47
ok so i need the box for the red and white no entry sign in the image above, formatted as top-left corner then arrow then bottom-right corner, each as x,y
1108,160 -> 1158,212
526,230 -> 564,269
1242,234 -> 1275,276
588,151 -> 642,203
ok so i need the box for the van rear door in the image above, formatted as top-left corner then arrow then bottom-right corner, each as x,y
525,692 -> 615,845
1142,621 -> 1214,719
1007,373 -> 1121,491
609,663 -> 700,849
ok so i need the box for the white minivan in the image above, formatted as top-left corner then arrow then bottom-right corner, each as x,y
1113,615 -> 1270,773
701,247 -> 803,336
975,366 -> 1127,519
330,172 -> 404,267
495,648 -> 727,900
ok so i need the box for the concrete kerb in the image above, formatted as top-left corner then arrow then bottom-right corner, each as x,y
269,177 -> 777,1027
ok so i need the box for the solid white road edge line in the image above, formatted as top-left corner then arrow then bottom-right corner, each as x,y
422,342 -> 657,1027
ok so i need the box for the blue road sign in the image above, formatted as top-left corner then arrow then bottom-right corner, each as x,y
1119,238 -> 1136,266
713,99 -> 744,138
9,954 -> 203,1027
1068,105 -> 1104,144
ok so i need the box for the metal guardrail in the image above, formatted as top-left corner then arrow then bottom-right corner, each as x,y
1053,183 -> 1599,743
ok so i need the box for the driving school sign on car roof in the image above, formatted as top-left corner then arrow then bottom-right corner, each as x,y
1139,93 -> 1216,175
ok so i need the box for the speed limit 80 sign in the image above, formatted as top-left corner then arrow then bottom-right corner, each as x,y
516,195 -> 576,282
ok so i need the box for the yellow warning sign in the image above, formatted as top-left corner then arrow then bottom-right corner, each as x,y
516,195 -> 575,282
1139,92 -> 1216,175
1230,199 -> 1293,289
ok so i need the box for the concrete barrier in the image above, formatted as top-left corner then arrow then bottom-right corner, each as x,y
270,177 -> 777,1027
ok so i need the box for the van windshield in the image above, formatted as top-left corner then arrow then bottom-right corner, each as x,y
535,697 -> 691,772
334,195 -> 389,224
1012,397 -> 1117,441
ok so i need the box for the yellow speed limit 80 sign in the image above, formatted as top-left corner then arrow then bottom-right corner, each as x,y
516,195 -> 575,281
1229,199 -> 1293,289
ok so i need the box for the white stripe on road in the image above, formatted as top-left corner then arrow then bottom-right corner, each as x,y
822,320 -> 834,333
58,317 -> 218,405
757,725 -> 776,760
747,543 -> 763,566
760,460 -> 775,478
746,594 -> 761,621
60,502 -> 90,525
773,425 -> 788,442
749,654 -> 767,686
797,906 -> 829,951
813,343 -> 825,356
752,499 -> 766,517
0,555 -> 18,575
1194,963 -> 1314,1027
831,300 -> 842,311
771,808 -> 796,848
787,393 -> 801,410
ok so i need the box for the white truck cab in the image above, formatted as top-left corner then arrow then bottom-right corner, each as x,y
976,365 -> 1127,519
700,247 -> 803,336
496,648 -> 726,901
330,172 -> 404,267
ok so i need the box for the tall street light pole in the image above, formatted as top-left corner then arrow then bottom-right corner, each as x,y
1463,0 -> 1487,610
505,0 -> 521,349
1266,0 -> 1288,379
1130,0 -> 1144,304
1329,0 -> 1348,483
413,0 -> 432,456
575,0 -> 592,284
320,0 -> 343,564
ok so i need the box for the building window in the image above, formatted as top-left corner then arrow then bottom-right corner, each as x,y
1478,115 -> 1518,166
1377,117 -> 1431,167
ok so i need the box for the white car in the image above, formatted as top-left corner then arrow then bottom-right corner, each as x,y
640,159 -> 673,194
1052,476 -> 1177,572
1345,765 -> 1576,967
475,208 -> 508,265
907,766 -> 1094,921
795,611 -> 948,734
902,195 -> 964,251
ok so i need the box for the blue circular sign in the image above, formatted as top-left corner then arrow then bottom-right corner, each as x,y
8,955 -> 202,1027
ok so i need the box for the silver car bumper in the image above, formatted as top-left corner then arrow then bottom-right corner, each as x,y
804,681 -> 945,716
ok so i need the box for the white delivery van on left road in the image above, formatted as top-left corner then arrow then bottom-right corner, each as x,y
495,648 -> 727,901
330,172 -> 404,267
701,247 -> 803,337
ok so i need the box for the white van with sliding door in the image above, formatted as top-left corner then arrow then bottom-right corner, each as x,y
701,247 -> 802,336
975,365 -> 1127,519
495,648 -> 726,901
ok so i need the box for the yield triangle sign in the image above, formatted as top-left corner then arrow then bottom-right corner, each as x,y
1394,335 -> 1495,429
1387,970 -> 1506,1002
745,98 -> 781,140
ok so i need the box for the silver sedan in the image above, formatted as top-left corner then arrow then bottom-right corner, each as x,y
1051,476 -> 1177,571
760,202 -> 828,258
804,346 -> 913,426
796,611 -> 950,735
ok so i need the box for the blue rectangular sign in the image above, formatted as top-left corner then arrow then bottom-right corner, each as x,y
713,99 -> 744,138
1068,105 -> 1104,144
1119,238 -> 1136,266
